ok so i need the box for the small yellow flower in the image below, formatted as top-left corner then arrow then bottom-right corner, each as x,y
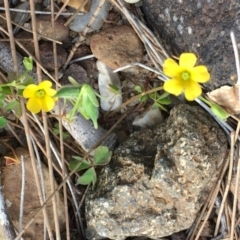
23,80 -> 57,114
163,53 -> 210,101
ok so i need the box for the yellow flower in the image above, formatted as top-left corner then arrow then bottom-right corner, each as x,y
163,53 -> 210,101
23,80 -> 57,114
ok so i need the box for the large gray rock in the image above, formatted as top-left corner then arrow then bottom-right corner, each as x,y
141,0 -> 240,91
85,104 -> 227,240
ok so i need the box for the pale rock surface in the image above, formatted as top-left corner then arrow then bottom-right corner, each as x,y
90,25 -> 144,69
97,60 -> 122,111
85,104 -> 227,240
132,107 -> 163,128
69,0 -> 109,33
2,148 -> 66,240
35,15 -> 69,41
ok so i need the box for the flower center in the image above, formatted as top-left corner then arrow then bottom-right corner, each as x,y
35,89 -> 45,98
181,71 -> 191,81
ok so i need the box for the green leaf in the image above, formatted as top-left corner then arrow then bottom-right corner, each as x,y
152,102 -> 160,109
139,95 -> 148,102
158,104 -> 168,112
83,84 -> 99,107
4,100 -> 21,117
68,76 -> 81,86
134,85 -> 142,93
0,116 -> 7,128
23,56 -> 33,71
54,86 -> 81,99
0,86 -> 12,95
211,104 -> 229,121
93,146 -> 112,166
157,92 -> 170,99
78,90 -> 99,128
0,95 -> 5,108
157,97 -> 171,105
69,158 -> 91,171
77,167 -> 97,187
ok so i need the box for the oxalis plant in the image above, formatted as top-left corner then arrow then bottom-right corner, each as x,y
0,56 -> 34,127
1,54 -> 229,188
69,146 -> 112,188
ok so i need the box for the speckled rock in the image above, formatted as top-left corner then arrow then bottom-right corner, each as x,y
90,25 -> 144,69
85,104 -> 227,240
142,0 -> 240,90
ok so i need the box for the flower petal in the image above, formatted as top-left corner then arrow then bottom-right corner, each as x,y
179,53 -> 197,68
184,80 -> 202,101
27,97 -> 41,113
41,95 -> 55,112
163,78 -> 184,96
191,66 -> 210,83
163,59 -> 181,77
45,88 -> 57,97
23,84 -> 38,98
38,80 -> 52,90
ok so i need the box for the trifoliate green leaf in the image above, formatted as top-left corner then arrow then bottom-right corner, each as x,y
4,100 -> 21,117
23,56 -> 33,71
77,167 -> 97,187
0,116 -> 7,128
134,85 -> 142,93
93,146 -> 112,166
82,84 -> 99,107
69,158 -> 91,171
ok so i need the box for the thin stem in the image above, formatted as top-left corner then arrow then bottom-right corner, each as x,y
230,32 -> 240,85
19,156 -> 25,233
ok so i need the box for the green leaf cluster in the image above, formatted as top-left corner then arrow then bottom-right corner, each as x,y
69,146 -> 112,188
54,79 -> 99,129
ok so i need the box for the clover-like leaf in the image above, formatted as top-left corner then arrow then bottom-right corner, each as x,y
139,95 -> 148,102
157,97 -> 171,105
0,116 -> 7,128
54,86 -> 81,99
23,56 -> 33,71
93,146 -> 112,166
82,84 -> 99,107
69,157 -> 91,171
77,167 -> 97,187
134,85 -> 142,93
4,100 -> 21,117
78,87 -> 99,128
0,86 -> 12,95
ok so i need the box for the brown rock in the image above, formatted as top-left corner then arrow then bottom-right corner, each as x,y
35,15 -> 69,42
2,148 -> 66,240
61,0 -> 91,12
39,42 -> 67,70
90,25 -> 144,69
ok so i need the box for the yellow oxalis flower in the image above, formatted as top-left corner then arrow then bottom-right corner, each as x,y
23,80 -> 57,114
163,53 -> 210,101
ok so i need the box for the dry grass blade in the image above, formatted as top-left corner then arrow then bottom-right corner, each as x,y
214,133 -> 235,237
